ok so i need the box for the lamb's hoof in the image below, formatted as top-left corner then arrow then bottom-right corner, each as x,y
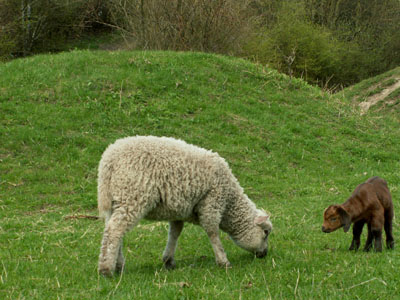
363,245 -> 372,252
387,241 -> 395,249
163,257 -> 176,270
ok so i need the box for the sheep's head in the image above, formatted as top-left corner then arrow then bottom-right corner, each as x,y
231,209 -> 272,258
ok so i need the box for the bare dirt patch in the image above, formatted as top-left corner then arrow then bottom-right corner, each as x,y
359,78 -> 400,114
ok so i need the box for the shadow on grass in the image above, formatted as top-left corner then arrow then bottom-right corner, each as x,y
121,252 -> 266,275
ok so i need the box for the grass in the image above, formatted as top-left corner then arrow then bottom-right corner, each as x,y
1,50 -> 400,299
343,66 -> 400,105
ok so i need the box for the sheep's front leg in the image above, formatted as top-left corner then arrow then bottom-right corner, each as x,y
162,221 -> 184,269
205,230 -> 231,267
116,240 -> 125,273
98,209 -> 130,277
197,190 -> 230,267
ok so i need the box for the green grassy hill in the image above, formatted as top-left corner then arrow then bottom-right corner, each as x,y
342,66 -> 400,114
1,50 -> 399,299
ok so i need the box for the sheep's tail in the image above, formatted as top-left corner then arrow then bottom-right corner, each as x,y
97,158 -> 113,223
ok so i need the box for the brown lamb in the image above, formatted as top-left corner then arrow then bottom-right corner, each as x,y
322,176 -> 394,252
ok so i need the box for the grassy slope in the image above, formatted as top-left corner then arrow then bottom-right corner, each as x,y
342,66 -> 400,113
1,50 -> 399,299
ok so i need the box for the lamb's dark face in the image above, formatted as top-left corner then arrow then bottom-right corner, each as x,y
232,210 -> 272,258
322,205 -> 343,233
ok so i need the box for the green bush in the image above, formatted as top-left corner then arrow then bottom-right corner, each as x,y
244,14 -> 331,86
302,0 -> 400,84
0,0 -> 108,59
242,2 -> 384,88
0,30 -> 16,61
0,1 -> 19,60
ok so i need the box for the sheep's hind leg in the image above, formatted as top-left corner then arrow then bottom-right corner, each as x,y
115,240 -> 125,273
162,221 -> 184,269
98,208 -> 131,277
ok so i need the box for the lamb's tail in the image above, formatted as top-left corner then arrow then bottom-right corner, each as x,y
97,158 -> 113,223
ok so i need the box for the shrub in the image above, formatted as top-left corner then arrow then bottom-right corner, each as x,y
106,0 -> 253,54
0,0 -> 108,59
303,0 -> 400,82
242,1 -> 385,88
244,8 -> 333,86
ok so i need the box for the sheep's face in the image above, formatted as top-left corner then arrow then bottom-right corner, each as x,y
232,210 -> 272,258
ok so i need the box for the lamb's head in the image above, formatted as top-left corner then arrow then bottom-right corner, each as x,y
230,209 -> 272,258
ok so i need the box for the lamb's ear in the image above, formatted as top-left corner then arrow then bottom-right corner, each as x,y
337,206 -> 351,232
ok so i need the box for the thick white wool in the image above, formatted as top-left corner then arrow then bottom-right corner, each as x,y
97,136 -> 272,275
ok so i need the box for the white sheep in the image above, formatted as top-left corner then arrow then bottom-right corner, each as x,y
97,136 -> 272,276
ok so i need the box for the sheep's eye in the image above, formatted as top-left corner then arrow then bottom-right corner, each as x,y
330,217 -> 337,222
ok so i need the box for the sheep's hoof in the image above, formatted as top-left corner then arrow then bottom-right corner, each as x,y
217,261 -> 232,268
99,266 -> 114,277
163,257 -> 176,270
115,262 -> 125,273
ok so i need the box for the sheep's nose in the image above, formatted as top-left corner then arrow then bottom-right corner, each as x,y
256,249 -> 267,258
322,226 -> 326,232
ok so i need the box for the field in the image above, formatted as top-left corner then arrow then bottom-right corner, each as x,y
1,50 -> 399,299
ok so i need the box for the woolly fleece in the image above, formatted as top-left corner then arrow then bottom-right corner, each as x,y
97,136 -> 272,276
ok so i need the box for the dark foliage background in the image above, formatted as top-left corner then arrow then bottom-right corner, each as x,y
1,0 -> 399,88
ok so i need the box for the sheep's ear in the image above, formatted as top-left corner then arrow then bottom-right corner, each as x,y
254,215 -> 269,226
337,206 -> 351,232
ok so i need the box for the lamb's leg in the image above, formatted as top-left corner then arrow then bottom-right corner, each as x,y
384,209 -> 395,249
364,223 -> 373,252
370,213 -> 384,252
372,229 -> 383,252
162,221 -> 184,269
98,208 -> 130,277
349,220 -> 365,251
